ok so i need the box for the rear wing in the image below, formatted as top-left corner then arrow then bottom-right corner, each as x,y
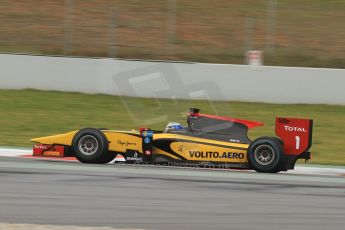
275,117 -> 313,155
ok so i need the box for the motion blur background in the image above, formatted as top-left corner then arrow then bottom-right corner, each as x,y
0,0 -> 344,68
0,1 -> 345,165
1,2 -> 345,230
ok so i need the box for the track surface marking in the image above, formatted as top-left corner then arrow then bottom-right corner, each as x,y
0,157 -> 345,230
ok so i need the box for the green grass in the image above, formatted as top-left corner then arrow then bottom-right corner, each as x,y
1,89 -> 344,165
0,0 -> 344,68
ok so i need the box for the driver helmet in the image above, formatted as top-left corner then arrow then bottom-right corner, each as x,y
165,122 -> 184,133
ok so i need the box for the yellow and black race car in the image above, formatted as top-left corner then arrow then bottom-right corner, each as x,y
31,108 -> 313,173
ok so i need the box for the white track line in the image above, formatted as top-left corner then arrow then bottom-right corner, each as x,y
0,147 -> 344,176
286,165 -> 345,176
0,147 -> 31,157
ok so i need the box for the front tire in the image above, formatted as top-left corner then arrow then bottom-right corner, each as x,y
247,137 -> 284,173
72,128 -> 113,164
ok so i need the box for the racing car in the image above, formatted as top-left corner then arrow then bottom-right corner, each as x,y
31,108 -> 313,173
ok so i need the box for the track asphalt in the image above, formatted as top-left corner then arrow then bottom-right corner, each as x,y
0,156 -> 345,230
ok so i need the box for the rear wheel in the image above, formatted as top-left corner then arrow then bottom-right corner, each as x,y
72,128 -> 114,164
247,137 -> 284,173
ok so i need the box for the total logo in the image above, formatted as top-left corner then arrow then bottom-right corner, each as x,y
284,125 -> 307,132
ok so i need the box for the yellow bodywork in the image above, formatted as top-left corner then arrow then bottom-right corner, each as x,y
104,131 -> 142,153
169,142 -> 247,163
30,130 -> 143,153
31,130 -> 249,163
30,131 -> 78,146
153,133 -> 249,163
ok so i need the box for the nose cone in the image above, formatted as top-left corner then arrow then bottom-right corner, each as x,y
30,131 -> 78,146
30,137 -> 47,143
30,137 -> 41,143
30,135 -> 57,144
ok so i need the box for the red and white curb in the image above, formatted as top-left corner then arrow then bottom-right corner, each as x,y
0,147 -> 344,176
0,147 -> 126,163
287,165 -> 345,176
0,147 -> 31,157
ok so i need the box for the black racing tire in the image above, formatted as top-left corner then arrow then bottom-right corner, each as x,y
271,137 -> 283,146
72,128 -> 110,164
247,137 -> 285,173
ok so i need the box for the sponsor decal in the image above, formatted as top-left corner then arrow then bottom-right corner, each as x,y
189,151 -> 244,159
43,151 -> 62,157
143,137 -> 151,144
169,142 -> 248,162
284,125 -> 307,132
34,145 -> 49,149
229,139 -> 240,143
142,131 -> 153,137
126,157 -> 143,161
126,152 -> 142,161
118,140 -> 137,147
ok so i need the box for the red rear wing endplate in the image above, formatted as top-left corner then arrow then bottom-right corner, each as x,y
275,117 -> 313,155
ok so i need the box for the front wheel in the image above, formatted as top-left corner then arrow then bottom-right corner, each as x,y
72,128 -> 114,164
247,137 -> 285,173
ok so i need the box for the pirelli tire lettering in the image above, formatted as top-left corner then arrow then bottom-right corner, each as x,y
189,151 -> 245,159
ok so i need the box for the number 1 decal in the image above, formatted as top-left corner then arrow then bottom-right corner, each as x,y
295,136 -> 300,150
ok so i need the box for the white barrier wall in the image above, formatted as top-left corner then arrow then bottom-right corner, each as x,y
0,53 -> 344,105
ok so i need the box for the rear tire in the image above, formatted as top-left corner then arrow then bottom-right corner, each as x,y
72,128 -> 113,164
247,137 -> 285,173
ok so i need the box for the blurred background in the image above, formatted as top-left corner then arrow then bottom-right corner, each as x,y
0,2 -> 345,229
0,0 -> 344,68
0,1 -> 345,165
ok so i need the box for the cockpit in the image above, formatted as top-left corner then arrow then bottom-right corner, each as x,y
162,108 -> 263,144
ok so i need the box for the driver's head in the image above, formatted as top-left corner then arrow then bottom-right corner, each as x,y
165,122 -> 184,133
